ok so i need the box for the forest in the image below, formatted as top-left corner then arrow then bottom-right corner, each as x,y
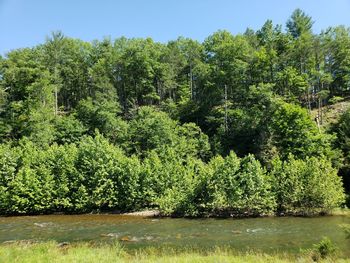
0,9 -> 349,216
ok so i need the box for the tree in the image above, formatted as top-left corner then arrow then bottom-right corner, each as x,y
53,115 -> 86,144
275,66 -> 308,102
268,100 -> 338,162
322,26 -> 350,96
0,12 -> 348,216
286,9 -> 314,39
113,38 -> 162,112
127,106 -> 210,160
75,97 -> 128,145
330,108 -> 350,193
43,32 -> 92,111
0,48 -> 56,144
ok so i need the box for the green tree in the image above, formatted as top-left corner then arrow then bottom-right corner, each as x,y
75,97 -> 128,145
0,48 -> 56,144
43,32 -> 92,110
286,9 -> 314,39
53,115 -> 87,144
323,26 -> 350,96
268,100 -> 338,162
127,106 -> 210,159
330,108 -> 350,193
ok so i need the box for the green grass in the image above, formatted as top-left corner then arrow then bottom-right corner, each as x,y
0,242 -> 349,263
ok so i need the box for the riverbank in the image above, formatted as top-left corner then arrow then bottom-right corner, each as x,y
81,207 -> 350,218
3,207 -> 347,218
331,208 -> 350,216
0,208 -> 350,219
1,242 -> 349,263
123,208 -> 350,218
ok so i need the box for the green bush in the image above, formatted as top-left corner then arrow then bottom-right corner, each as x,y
271,156 -> 345,214
155,156 -> 205,216
0,143 -> 21,214
75,134 -> 141,211
0,140 -> 56,214
234,155 -> 276,215
312,237 -> 338,260
0,134 -> 345,216
198,152 -> 276,216
45,143 -> 78,211
140,144 -> 207,216
329,96 -> 343,105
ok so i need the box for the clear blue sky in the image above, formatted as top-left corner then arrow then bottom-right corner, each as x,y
1,0 -> 350,55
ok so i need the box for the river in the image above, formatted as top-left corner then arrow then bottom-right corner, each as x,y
1,214 -> 349,256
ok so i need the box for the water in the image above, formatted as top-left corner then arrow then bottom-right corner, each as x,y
1,214 -> 349,255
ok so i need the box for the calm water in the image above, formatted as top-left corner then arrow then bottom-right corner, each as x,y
1,214 -> 349,255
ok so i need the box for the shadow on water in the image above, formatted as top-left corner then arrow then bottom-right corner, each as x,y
0,214 -> 349,256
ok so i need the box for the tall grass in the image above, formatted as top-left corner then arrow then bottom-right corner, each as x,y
0,242 -> 349,263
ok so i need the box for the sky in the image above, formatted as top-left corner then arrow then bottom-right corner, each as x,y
1,0 -> 350,55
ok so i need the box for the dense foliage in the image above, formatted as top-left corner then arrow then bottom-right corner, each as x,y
0,135 -> 344,216
0,9 -> 348,216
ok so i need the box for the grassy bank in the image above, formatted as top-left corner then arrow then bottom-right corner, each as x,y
0,242 -> 349,263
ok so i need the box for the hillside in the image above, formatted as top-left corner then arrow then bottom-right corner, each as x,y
311,98 -> 350,128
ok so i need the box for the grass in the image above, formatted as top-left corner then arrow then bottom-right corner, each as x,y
0,242 -> 349,263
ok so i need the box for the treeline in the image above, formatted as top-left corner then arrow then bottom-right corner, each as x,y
0,9 -> 349,215
0,132 -> 344,216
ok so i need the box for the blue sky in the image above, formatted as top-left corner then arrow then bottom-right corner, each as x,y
1,0 -> 350,55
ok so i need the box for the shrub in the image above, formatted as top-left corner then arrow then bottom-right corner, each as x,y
1,140 -> 56,214
312,237 -> 338,260
75,134 -> 141,211
200,152 -> 276,216
271,156 -> 345,214
0,143 -> 20,213
45,143 -> 78,211
149,150 -> 205,216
